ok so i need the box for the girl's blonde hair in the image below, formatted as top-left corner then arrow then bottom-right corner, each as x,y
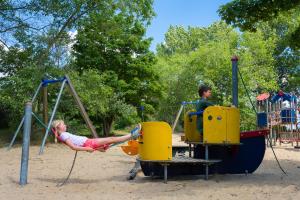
51,120 -> 65,130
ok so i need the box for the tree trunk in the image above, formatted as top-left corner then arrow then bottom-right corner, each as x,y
102,117 -> 114,137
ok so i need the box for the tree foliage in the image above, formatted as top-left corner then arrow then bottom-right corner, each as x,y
0,66 -> 65,130
155,22 -> 278,131
71,2 -> 160,135
219,1 -> 300,93
0,0 -> 157,137
1,1 -> 298,141
0,0 -> 155,71
218,0 -> 300,49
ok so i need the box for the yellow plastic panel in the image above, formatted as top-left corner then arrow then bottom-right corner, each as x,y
203,106 -> 227,144
203,106 -> 240,144
184,110 -> 201,142
139,121 -> 172,161
226,107 -> 240,144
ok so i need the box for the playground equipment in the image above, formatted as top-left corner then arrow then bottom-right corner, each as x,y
15,57 -> 284,185
15,75 -> 139,186
14,75 -> 101,185
256,91 -> 299,147
135,56 -> 271,183
139,122 -> 172,160
121,140 -> 139,156
8,75 -> 98,154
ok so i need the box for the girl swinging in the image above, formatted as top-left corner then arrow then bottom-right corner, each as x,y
51,120 -> 141,152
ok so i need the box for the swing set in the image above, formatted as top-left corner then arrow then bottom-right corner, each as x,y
9,75 -> 137,186
8,75 -> 98,154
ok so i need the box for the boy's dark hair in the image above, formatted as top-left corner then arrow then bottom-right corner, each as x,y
198,85 -> 211,97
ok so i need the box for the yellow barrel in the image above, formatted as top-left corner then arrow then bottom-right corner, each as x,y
139,121 -> 172,161
184,110 -> 201,142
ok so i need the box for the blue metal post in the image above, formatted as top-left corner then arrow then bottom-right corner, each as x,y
231,56 -> 239,107
39,80 -> 66,154
20,102 -> 32,185
31,82 -> 43,103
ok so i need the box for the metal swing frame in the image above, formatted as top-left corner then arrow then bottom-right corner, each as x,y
8,75 -> 99,154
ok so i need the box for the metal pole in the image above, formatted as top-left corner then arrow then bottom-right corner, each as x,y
65,75 -> 98,138
20,102 -> 32,185
205,145 -> 209,180
42,86 -> 54,143
32,112 -> 48,129
39,80 -> 66,154
164,164 -> 168,184
7,117 -> 24,150
172,105 -> 184,133
31,83 -> 43,103
231,56 -> 239,107
42,86 -> 49,134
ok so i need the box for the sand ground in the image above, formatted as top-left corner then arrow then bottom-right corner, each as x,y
1,135 -> 300,200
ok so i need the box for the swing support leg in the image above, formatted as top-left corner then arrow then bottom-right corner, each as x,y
39,80 -> 66,154
20,102 -> 32,185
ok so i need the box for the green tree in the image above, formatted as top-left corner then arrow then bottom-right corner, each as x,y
0,0 -> 155,72
218,0 -> 300,32
219,1 -> 300,92
69,70 -> 139,135
0,0 -> 156,136
0,66 -> 66,138
155,22 -> 278,130
72,7 -> 161,135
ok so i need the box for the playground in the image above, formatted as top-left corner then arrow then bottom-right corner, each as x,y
1,135 -> 300,200
1,1 -> 300,200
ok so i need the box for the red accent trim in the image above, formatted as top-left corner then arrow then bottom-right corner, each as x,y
256,93 -> 270,101
240,129 -> 270,139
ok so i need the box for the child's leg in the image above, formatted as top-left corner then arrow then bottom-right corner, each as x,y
94,124 -> 141,146
95,134 -> 131,146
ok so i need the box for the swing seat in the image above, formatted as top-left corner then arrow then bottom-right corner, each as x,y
121,140 -> 139,156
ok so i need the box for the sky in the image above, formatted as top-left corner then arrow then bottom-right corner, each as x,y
146,0 -> 231,51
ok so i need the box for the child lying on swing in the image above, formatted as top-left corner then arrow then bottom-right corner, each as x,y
51,120 -> 141,152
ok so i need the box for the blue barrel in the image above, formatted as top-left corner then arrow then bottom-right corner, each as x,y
257,112 -> 268,128
281,109 -> 296,123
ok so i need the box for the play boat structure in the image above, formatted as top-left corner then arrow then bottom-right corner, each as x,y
134,57 -> 270,183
